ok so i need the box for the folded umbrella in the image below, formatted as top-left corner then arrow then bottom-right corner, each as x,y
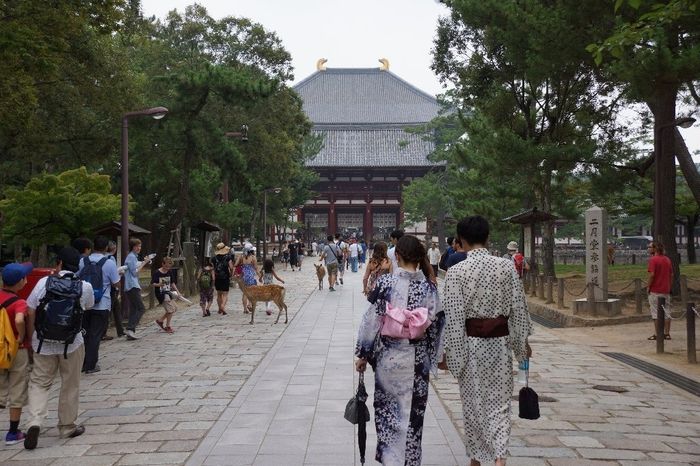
344,372 -> 370,464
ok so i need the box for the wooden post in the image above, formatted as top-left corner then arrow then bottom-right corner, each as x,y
546,276 -> 554,304
680,275 -> 689,309
523,271 -> 530,293
687,303 -> 696,364
530,273 -> 537,297
634,278 -> 643,314
587,283 -> 596,316
538,274 -> 545,299
557,278 -> 565,309
656,296 -> 665,354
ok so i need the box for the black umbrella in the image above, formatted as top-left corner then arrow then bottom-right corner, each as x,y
344,372 -> 370,464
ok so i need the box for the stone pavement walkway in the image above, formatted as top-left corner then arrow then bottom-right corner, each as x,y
186,267 -> 467,466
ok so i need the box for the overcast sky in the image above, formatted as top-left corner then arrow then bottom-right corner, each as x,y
140,0 -> 699,157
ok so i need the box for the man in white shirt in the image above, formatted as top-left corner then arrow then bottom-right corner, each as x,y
24,246 -> 94,450
348,240 -> 360,273
428,242 -> 441,278
387,229 -> 404,275
334,233 -> 348,284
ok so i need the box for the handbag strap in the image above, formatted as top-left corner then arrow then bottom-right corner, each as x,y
358,372 -> 364,385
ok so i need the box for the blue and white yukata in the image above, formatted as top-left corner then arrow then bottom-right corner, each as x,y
355,268 -> 445,466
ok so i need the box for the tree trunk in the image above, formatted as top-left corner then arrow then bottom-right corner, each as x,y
540,169 -> 556,278
674,128 -> 700,207
653,82 -> 681,293
687,214 -> 698,264
436,209 -> 447,253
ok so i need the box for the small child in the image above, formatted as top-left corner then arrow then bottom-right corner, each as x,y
152,257 -> 179,333
197,259 -> 215,317
258,259 -> 284,315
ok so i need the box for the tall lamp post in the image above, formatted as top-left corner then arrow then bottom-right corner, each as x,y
121,107 -> 168,263
121,106 -> 168,320
653,116 -> 696,242
262,187 -> 281,259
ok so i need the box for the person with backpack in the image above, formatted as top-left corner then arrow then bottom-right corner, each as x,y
197,259 -> 215,317
503,241 -> 529,279
78,235 -> 120,374
152,257 -> 180,333
334,233 -> 348,284
212,243 -> 233,315
124,238 -> 152,339
0,262 -> 32,445
319,235 -> 340,291
24,246 -> 94,449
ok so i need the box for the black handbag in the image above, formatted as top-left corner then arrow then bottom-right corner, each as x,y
518,365 -> 540,420
344,373 -> 370,424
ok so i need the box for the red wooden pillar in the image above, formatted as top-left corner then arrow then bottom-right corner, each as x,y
364,197 -> 373,241
329,199 -> 337,236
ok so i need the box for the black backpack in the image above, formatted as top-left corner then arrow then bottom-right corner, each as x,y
35,274 -> 84,358
214,255 -> 230,278
438,250 -> 450,271
77,256 -> 108,305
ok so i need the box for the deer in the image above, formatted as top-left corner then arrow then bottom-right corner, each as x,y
314,263 -> 326,290
232,275 -> 288,324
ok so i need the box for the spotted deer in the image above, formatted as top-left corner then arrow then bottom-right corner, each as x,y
232,276 -> 288,324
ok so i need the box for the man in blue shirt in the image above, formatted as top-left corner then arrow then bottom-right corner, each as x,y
78,236 -> 120,373
124,238 -> 151,341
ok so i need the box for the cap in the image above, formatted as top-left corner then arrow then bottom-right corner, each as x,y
2,262 -> 33,286
507,241 -> 518,251
215,243 -> 231,255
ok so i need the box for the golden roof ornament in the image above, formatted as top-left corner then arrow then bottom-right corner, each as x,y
316,58 -> 328,71
379,58 -> 390,71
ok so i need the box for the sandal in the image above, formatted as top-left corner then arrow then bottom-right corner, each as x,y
664,334 -> 672,340
647,335 -> 657,340
155,320 -> 165,330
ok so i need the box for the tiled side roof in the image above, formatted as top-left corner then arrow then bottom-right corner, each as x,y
307,127 -> 437,167
294,68 -> 440,124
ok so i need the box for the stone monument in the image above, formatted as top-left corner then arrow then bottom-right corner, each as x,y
573,206 -> 622,316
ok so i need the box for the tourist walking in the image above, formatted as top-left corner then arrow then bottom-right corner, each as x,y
442,216 -> 532,465
212,243 -> 233,315
428,242 -> 441,278
236,248 -> 258,312
355,235 -> 445,466
503,241 -> 529,278
318,236 -> 340,291
362,241 -> 392,296
288,240 -> 299,271
282,243 -> 290,270
104,240 -> 122,340
24,247 -> 92,449
197,259 -> 215,317
647,240 -> 673,340
334,233 -> 348,284
0,262 -> 32,445
386,229 -> 403,275
444,238 -> 467,270
124,238 -> 151,339
79,236 -> 120,374
152,257 -> 180,334
348,239 -> 360,273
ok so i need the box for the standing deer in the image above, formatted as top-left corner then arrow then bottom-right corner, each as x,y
314,263 -> 326,290
232,276 -> 288,324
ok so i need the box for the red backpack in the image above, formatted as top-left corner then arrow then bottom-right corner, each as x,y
513,253 -> 525,277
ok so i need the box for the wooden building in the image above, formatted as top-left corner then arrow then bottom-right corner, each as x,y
293,60 -> 441,241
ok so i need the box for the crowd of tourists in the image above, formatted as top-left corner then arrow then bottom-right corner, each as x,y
0,220 -> 675,464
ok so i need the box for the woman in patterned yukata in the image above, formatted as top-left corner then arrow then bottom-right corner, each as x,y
442,216 -> 533,466
355,235 -> 445,466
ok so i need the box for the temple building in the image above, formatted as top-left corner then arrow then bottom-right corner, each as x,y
293,59 -> 441,241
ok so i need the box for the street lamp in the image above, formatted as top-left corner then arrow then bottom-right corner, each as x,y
263,187 -> 281,259
653,116 -> 696,243
121,106 -> 168,322
120,107 -> 168,264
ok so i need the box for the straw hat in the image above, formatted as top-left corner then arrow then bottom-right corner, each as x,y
507,241 -> 518,251
214,242 -> 230,255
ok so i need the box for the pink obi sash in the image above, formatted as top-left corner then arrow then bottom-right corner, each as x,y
381,303 -> 431,340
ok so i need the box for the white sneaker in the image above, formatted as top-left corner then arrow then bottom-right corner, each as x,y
125,330 -> 140,340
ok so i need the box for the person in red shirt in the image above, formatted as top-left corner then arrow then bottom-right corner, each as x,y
0,262 -> 33,445
647,241 -> 673,340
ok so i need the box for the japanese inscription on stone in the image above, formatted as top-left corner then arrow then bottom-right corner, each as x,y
585,206 -> 608,301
